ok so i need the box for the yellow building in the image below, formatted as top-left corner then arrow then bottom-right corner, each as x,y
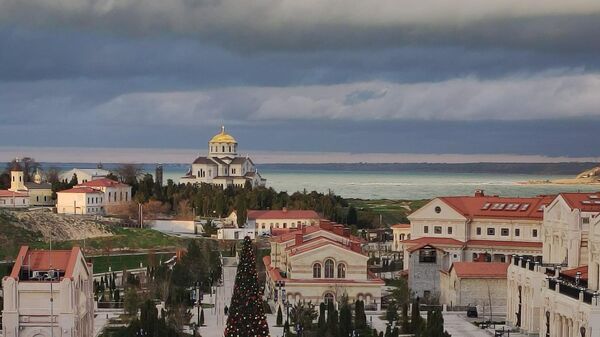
3,161 -> 53,207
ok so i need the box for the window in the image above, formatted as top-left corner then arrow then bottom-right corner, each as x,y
313,263 -> 322,278
283,223 -> 287,228
476,227 -> 482,235
515,228 -> 520,236
447,227 -> 453,234
324,259 -> 335,278
533,229 -> 538,237
337,263 -> 346,278
423,226 -> 429,234
434,226 -> 442,234
501,228 -> 509,236
435,206 -> 441,214
419,248 -> 437,263
487,228 -> 495,235
583,217 -> 590,225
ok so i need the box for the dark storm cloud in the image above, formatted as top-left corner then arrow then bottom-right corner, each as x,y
1,0 -> 600,53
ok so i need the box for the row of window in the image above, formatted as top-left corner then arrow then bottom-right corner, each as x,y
87,207 -> 102,213
260,221 -> 306,229
107,191 -> 128,202
35,196 -> 48,202
0,198 -> 27,205
475,227 -> 538,237
211,145 -> 236,153
87,197 -> 103,204
422,225 -> 538,238
313,259 -> 346,279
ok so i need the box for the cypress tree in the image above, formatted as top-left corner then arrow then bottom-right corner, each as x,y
224,236 -> 269,337
339,296 -> 353,337
277,305 -> 283,326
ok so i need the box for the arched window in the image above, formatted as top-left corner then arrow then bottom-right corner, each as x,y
400,234 -> 405,241
313,263 -> 322,278
324,259 -> 334,278
337,263 -> 346,278
324,293 -> 335,304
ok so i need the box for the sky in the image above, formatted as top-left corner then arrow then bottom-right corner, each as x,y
1,0 -> 600,162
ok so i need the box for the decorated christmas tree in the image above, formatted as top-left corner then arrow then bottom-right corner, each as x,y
224,236 -> 270,337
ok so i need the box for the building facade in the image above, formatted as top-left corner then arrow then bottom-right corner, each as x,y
263,221 -> 384,310
2,246 -> 94,337
180,126 -> 266,189
248,209 -> 320,235
56,187 -> 105,215
0,190 -> 29,208
2,162 -> 54,207
440,262 -> 508,309
59,168 -> 110,184
403,190 -> 552,299
391,223 -> 411,252
506,192 -> 600,336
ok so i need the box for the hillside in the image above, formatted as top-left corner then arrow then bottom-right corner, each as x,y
527,165 -> 600,185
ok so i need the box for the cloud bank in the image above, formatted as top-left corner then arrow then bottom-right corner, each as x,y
90,73 -> 600,125
1,0 -> 600,51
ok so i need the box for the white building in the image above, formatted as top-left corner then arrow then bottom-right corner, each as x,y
440,262 -> 509,310
506,192 -> 600,336
76,178 -> 131,208
0,190 -> 29,208
59,168 -> 110,184
2,246 -> 94,337
263,221 -> 384,310
56,187 -> 105,215
403,190 -> 553,299
180,126 -> 266,189
248,208 -> 320,235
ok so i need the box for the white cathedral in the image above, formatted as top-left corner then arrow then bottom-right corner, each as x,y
180,127 -> 266,189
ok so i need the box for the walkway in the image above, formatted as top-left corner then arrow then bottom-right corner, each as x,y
442,312 -> 492,337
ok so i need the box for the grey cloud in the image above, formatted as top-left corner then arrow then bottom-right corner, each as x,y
1,0 -> 600,52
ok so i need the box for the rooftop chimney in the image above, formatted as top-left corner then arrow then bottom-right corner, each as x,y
295,233 -> 303,246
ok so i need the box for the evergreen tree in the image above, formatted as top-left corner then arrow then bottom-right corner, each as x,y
355,300 -> 367,330
338,296 -> 353,337
410,298 -> 424,334
318,302 -> 327,332
69,173 -> 78,186
400,303 -> 410,334
224,236 -> 269,337
386,301 -> 399,326
347,205 -> 358,225
277,305 -> 283,326
200,307 -> 205,326
326,301 -> 338,337
423,309 -> 451,337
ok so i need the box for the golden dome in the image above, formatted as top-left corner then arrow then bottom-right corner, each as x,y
209,126 -> 237,144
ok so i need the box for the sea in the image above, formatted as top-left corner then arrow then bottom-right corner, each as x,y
42,163 -> 599,200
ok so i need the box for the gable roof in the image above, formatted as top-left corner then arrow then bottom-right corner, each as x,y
391,223 -> 410,229
248,209 -> 319,220
450,262 -> 508,279
58,187 -> 103,194
437,193 -> 554,220
0,190 -> 28,197
9,246 -> 83,280
77,178 -> 129,188
403,236 -> 464,247
192,157 -> 218,165
287,237 -> 365,257
558,192 -> 600,213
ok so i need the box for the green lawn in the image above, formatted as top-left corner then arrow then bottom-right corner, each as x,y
348,199 -> 429,225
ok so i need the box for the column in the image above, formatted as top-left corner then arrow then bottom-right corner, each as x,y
555,314 -> 562,337
562,316 -> 568,337
590,262 -> 599,291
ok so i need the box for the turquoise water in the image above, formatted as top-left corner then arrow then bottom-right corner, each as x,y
161,167 -> 598,200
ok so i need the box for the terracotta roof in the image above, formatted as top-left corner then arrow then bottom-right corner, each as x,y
562,265 -> 588,281
9,246 -> 83,280
0,190 -> 28,197
391,224 -> 410,229
77,178 -> 129,188
466,240 -> 542,248
248,209 -> 319,220
558,193 -> 600,213
58,187 -> 103,194
437,193 -> 555,220
272,221 -> 364,243
450,262 -> 509,279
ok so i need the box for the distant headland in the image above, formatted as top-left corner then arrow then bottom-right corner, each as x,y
524,165 -> 600,185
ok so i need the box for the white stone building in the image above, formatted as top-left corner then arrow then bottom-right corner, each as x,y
506,192 -> 600,336
76,178 -> 131,208
248,208 -> 320,235
263,221 -> 384,310
59,168 -> 110,184
403,190 -> 553,299
391,223 -> 411,252
56,187 -> 105,215
0,190 -> 29,208
180,126 -> 266,189
2,246 -> 94,337
440,262 -> 509,309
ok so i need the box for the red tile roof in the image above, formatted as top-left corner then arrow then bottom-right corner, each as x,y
391,224 -> 411,229
466,240 -> 542,248
57,187 -> 103,194
9,246 -> 83,280
450,262 -> 509,279
273,221 -> 363,243
438,193 -> 555,220
562,265 -> 588,281
78,178 -> 129,188
0,190 -> 28,197
559,193 -> 600,212
248,209 -> 319,220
